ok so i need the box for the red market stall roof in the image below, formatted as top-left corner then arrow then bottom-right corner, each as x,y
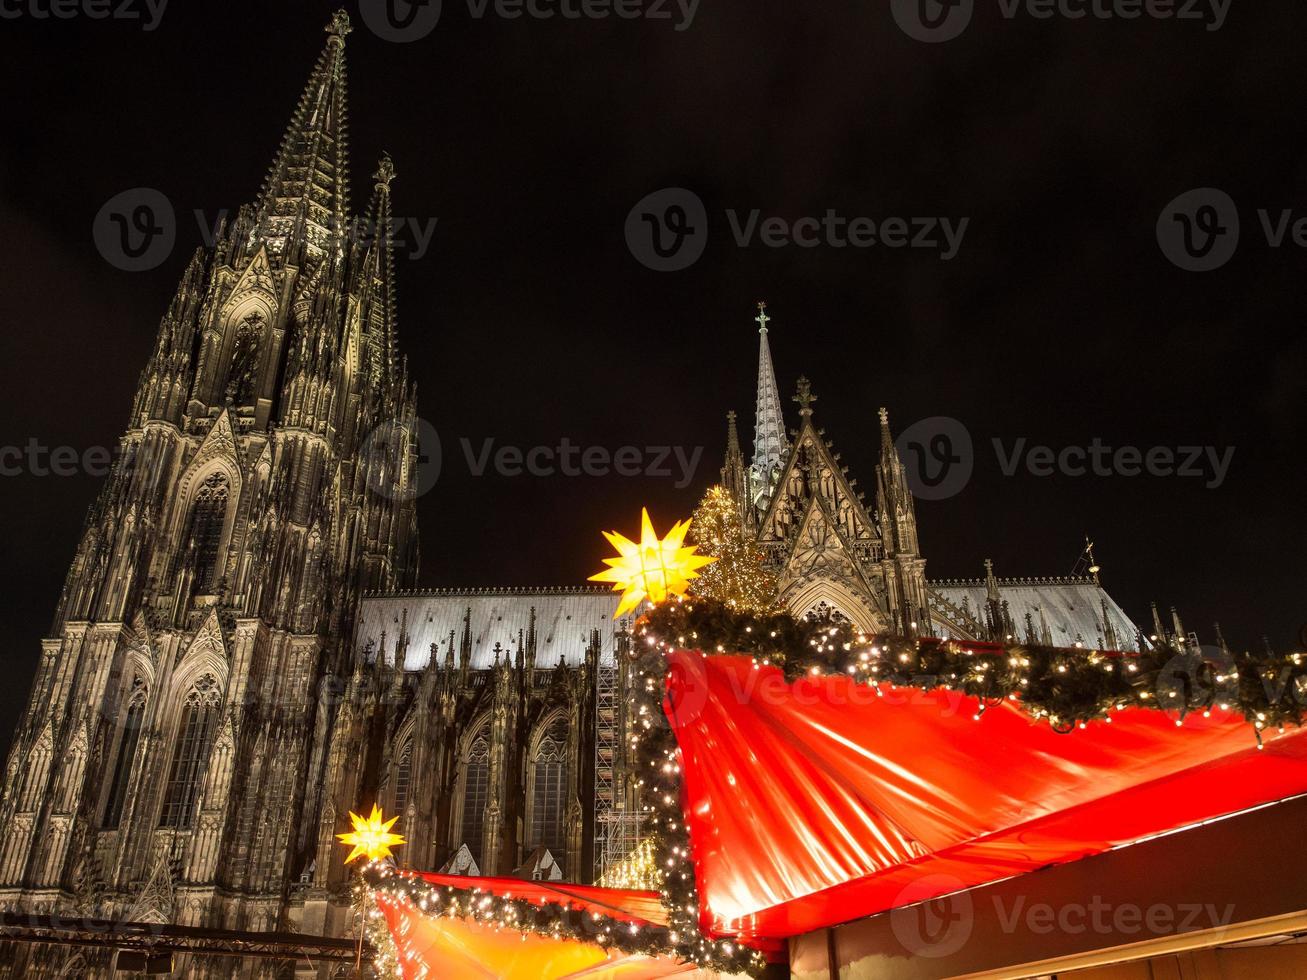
375,891 -> 698,980
410,873 -> 670,928
664,650 -> 1307,942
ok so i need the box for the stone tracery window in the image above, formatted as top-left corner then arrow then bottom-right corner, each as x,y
458,728 -> 490,867
160,674 -> 222,830
528,715 -> 569,867
187,472 -> 230,591
803,600 -> 850,625
102,678 -> 147,829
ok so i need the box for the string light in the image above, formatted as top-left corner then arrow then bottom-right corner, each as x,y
373,594 -> 1305,980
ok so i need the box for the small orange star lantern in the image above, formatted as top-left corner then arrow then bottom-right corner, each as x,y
337,804 -> 405,864
589,507 -> 716,618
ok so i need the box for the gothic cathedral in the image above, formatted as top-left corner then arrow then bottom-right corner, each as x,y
0,11 -> 424,974
0,11 -> 1146,978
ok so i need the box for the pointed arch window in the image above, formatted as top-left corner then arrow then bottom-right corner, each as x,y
393,737 -> 413,816
18,736 -> 53,812
458,728 -> 490,867
160,675 -> 222,830
224,312 -> 264,406
102,679 -> 148,829
187,473 -> 230,590
528,715 -> 569,865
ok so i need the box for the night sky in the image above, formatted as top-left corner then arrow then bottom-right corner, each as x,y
1,1 -> 1304,755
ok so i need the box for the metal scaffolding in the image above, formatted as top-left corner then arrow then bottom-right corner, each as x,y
0,914 -> 369,966
593,628 -> 641,881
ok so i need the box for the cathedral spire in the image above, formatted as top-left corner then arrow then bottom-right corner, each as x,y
720,410 -> 749,514
983,558 -> 1008,640
874,407 -> 919,556
1214,621 -> 1230,656
1101,596 -> 1120,651
359,153 -> 399,384
255,10 -> 353,261
1170,606 -> 1187,644
750,302 -> 785,498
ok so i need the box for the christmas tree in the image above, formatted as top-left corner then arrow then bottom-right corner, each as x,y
687,486 -> 779,614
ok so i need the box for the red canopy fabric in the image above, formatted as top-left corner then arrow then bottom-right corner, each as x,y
376,890 -> 697,980
664,651 -> 1307,941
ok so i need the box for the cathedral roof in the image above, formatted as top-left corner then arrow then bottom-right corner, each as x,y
930,577 -> 1140,649
357,587 -> 625,671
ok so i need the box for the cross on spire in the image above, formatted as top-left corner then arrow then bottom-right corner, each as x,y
755,301 -> 770,333
374,153 -> 396,189
326,9 -> 352,44
793,376 -> 816,416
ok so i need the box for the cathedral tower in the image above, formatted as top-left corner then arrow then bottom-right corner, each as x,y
0,9 -> 419,952
725,306 -> 931,635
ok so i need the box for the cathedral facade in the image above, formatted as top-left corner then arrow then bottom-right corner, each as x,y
0,12 -> 1146,978
0,13 -> 424,976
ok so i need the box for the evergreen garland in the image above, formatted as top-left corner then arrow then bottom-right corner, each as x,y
371,597 -> 1306,978
624,598 -> 1306,977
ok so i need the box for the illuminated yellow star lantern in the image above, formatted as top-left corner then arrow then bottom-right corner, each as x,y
589,508 -> 716,618
337,804 -> 405,864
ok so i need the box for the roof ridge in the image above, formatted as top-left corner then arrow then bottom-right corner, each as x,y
930,576 -> 1098,587
361,585 -> 615,599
